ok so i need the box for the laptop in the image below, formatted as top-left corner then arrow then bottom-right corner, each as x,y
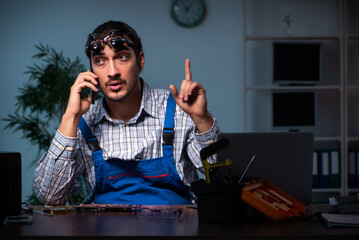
216,132 -> 314,206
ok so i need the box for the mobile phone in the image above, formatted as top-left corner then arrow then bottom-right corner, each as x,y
90,67 -> 98,104
91,88 -> 96,104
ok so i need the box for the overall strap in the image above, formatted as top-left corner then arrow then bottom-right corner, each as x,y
79,117 -> 104,161
162,93 -> 176,156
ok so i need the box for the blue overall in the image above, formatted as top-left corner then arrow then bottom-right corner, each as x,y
79,94 -> 192,205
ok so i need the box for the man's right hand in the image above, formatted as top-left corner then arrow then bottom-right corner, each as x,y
59,70 -> 98,137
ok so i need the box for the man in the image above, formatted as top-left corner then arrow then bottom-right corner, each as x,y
34,20 -> 220,205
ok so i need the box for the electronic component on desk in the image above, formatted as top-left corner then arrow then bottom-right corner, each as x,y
42,206 -> 74,215
75,204 -> 133,213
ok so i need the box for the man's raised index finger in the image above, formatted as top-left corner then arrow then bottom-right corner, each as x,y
185,58 -> 192,82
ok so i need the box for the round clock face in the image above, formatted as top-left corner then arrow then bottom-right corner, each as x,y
170,0 -> 206,28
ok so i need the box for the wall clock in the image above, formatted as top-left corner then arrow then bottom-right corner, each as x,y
170,0 -> 206,28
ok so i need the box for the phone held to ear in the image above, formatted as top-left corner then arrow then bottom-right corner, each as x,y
89,68 -> 97,104
91,88 -> 96,104
91,82 -> 99,104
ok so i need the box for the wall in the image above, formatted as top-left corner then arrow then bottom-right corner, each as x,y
0,0 -> 244,201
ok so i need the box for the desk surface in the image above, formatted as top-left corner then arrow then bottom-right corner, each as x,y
1,205 -> 358,240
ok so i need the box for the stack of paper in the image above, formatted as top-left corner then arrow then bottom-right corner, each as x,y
320,213 -> 359,228
329,196 -> 359,213
321,195 -> 359,228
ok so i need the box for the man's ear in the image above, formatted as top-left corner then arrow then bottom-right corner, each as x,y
139,52 -> 145,72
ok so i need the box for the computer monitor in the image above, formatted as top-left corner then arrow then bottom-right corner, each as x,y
0,152 -> 21,217
273,42 -> 322,85
272,92 -> 316,127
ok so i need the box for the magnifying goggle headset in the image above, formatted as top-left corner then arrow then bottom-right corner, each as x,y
86,30 -> 136,54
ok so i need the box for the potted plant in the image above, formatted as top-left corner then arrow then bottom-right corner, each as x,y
3,44 -> 92,205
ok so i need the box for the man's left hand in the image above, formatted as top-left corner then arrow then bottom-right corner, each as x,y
170,59 -> 213,133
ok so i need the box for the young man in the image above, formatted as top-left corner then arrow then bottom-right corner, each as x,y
34,21 -> 220,205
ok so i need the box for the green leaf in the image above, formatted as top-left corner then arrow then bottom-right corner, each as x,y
3,43 -> 86,150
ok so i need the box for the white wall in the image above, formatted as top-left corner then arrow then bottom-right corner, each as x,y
0,0 -> 244,201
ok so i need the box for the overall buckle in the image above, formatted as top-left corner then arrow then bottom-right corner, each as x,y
163,128 -> 174,145
87,137 -> 101,152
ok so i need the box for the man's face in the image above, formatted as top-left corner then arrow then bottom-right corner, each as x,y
91,45 -> 144,103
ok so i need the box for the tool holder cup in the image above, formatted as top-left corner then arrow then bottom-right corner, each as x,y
191,180 -> 248,223
191,138 -> 249,223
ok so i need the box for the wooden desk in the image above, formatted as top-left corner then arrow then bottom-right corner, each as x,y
1,205 -> 358,239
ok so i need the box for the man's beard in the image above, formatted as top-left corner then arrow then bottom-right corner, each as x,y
100,77 -> 141,103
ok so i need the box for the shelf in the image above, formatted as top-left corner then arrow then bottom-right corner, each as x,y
245,35 -> 340,41
347,189 -> 359,192
348,34 -> 359,39
314,136 -> 342,142
348,188 -> 359,193
243,0 -> 356,197
347,85 -> 359,90
312,188 -> 342,193
347,137 -> 359,142
245,85 -> 341,91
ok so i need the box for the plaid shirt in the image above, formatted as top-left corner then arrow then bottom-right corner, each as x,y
34,81 -> 220,205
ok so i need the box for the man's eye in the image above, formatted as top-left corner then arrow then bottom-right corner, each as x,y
118,55 -> 128,61
95,59 -> 105,65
